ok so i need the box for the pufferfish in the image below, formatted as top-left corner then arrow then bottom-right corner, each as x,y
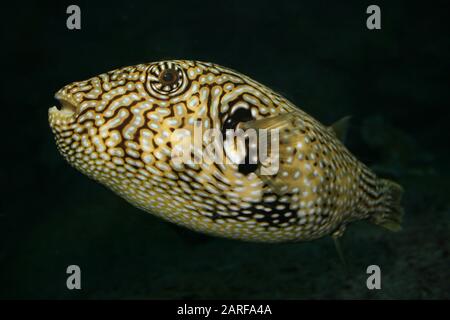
48,60 -> 403,244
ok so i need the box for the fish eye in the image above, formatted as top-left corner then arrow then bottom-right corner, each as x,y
159,68 -> 178,85
146,62 -> 188,98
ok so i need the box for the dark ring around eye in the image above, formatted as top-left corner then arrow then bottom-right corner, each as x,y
146,62 -> 188,99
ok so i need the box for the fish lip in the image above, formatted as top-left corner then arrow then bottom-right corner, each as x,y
51,92 -> 78,116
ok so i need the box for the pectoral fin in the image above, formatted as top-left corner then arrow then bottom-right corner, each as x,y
240,112 -> 303,143
240,112 -> 307,195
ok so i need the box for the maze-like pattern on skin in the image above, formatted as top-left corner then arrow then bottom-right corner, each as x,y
49,60 -> 385,242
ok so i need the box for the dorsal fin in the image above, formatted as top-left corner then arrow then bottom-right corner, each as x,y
329,116 -> 352,142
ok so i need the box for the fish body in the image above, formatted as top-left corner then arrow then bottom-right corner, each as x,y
48,60 -> 403,243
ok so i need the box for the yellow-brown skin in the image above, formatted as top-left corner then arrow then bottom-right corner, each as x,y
49,60 -> 401,243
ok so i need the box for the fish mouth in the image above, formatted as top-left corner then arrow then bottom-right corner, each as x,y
48,94 -> 78,119
56,98 -> 77,114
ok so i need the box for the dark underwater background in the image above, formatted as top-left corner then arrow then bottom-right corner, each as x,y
1,0 -> 449,299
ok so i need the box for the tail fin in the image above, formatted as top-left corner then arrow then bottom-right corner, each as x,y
370,179 -> 404,232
